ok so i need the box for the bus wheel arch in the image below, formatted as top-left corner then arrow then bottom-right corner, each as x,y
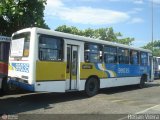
85,75 -> 100,97
139,74 -> 147,88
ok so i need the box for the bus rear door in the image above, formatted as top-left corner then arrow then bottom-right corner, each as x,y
65,39 -> 82,91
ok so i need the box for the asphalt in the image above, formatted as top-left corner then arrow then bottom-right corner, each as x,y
0,80 -> 160,120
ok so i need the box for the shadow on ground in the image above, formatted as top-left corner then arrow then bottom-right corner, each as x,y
0,81 -> 159,114
99,82 -> 160,94
0,91 -> 87,114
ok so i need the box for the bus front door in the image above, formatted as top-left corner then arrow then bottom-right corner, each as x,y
66,45 -> 78,90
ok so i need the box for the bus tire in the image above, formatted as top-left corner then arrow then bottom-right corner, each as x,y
138,75 -> 146,88
0,86 -> 2,96
1,77 -> 9,94
85,77 -> 99,97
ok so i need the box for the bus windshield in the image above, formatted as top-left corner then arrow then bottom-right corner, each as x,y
11,32 -> 30,57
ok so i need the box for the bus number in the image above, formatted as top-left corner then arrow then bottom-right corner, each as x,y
118,68 -> 130,74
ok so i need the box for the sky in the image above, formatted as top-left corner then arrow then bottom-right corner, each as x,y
44,0 -> 160,47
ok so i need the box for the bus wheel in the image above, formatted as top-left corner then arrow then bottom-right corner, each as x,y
138,75 -> 146,88
85,77 -> 99,97
1,77 -> 9,94
0,84 -> 2,96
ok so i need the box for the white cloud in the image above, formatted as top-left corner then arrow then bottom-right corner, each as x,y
109,0 -> 160,5
133,0 -> 144,4
45,0 -> 130,25
129,18 -> 144,24
46,0 -> 63,8
74,0 -> 92,1
106,0 -> 144,4
108,0 -> 121,2
58,7 -> 130,25
132,0 -> 160,5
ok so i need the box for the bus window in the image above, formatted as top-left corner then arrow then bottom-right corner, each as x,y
84,43 -> 102,63
39,35 -> 63,61
140,52 -> 148,66
118,48 -> 129,64
104,46 -> 117,64
130,50 -> 139,65
12,32 -> 30,57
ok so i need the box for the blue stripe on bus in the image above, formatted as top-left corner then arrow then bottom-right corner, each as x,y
94,63 -> 150,78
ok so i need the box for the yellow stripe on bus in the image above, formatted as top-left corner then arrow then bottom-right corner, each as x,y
80,63 -> 107,79
36,61 -> 66,81
36,62 -> 111,81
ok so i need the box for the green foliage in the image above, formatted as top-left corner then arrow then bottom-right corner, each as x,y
118,37 -> 134,45
143,40 -> 160,56
55,25 -> 134,45
0,0 -> 49,36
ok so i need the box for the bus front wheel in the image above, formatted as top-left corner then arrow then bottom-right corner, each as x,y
138,75 -> 146,88
85,77 -> 99,97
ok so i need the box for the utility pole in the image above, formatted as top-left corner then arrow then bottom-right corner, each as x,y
151,0 -> 154,53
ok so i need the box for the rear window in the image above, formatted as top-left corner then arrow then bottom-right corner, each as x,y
11,32 -> 30,57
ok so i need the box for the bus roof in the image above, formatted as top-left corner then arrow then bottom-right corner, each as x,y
0,35 -> 11,42
12,27 -> 152,53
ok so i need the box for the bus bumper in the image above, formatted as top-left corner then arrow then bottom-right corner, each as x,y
8,78 -> 34,91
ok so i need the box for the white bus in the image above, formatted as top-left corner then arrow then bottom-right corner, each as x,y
8,27 -> 154,96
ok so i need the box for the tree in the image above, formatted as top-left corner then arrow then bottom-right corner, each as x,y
55,25 -> 134,45
55,25 -> 83,36
0,0 -> 49,36
143,40 -> 160,56
118,37 -> 134,45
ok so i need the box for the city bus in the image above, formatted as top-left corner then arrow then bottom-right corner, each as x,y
153,56 -> 160,79
8,27 -> 154,96
0,36 -> 10,94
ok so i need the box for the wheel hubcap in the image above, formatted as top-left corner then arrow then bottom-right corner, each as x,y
89,82 -> 95,91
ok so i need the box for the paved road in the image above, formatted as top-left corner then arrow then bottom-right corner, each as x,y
0,80 -> 160,119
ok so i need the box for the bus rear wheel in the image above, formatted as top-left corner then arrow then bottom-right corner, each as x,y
1,77 -> 9,95
85,77 -> 99,97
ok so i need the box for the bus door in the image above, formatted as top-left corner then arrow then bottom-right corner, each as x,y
66,45 -> 79,90
149,54 -> 154,81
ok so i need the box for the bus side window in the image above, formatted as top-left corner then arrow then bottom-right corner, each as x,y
140,52 -> 148,66
84,44 -> 90,62
118,48 -> 129,64
84,43 -> 102,63
39,35 -> 63,61
104,46 -> 117,64
130,50 -> 139,65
